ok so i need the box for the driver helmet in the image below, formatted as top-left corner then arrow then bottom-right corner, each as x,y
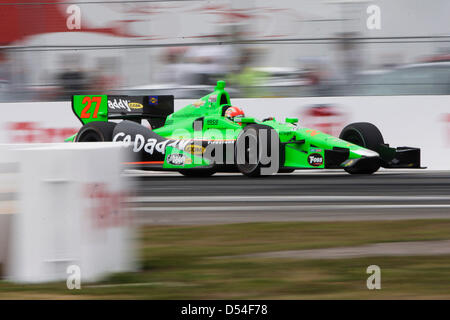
225,106 -> 245,124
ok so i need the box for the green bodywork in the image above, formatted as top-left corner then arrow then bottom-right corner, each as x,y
68,80 -> 375,170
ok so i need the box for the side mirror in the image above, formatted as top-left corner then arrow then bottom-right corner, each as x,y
239,117 -> 256,124
286,118 -> 298,124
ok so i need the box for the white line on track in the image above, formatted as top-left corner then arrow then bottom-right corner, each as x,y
129,195 -> 450,203
85,282 -> 195,288
124,168 -> 436,177
131,204 -> 450,212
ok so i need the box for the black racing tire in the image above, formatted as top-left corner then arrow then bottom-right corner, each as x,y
339,122 -> 384,152
75,121 -> 117,142
343,158 -> 381,175
339,122 -> 383,174
278,168 -> 295,174
178,169 -> 216,177
235,124 -> 279,177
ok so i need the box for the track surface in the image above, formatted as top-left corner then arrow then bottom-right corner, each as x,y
127,170 -> 450,225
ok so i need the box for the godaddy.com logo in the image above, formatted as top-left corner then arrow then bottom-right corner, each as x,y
113,122 -> 280,176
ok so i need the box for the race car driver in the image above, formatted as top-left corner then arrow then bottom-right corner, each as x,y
225,106 -> 245,124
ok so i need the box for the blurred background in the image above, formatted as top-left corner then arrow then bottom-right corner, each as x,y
0,0 -> 449,102
1,0 -> 450,299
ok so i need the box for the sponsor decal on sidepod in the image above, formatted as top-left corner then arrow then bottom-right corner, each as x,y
185,144 -> 205,155
308,153 -> 323,167
167,154 -> 186,166
113,132 -> 192,155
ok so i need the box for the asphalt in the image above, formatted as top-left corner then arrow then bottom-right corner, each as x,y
126,169 -> 450,225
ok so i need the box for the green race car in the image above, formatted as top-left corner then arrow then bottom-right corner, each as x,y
66,80 -> 422,177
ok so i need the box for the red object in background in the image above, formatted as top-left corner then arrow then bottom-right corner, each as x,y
8,121 -> 77,143
421,54 -> 450,63
1,0 -> 67,45
0,0 -> 128,45
84,183 -> 130,229
305,72 -> 321,86
301,104 -> 348,137
443,114 -> 450,147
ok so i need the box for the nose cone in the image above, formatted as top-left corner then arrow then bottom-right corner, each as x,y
350,148 -> 380,158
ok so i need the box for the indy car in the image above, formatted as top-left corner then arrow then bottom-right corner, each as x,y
66,80 -> 422,177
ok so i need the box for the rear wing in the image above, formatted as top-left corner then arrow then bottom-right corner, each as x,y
72,94 -> 174,129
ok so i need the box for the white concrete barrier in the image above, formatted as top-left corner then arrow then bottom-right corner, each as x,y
1,143 -> 135,283
0,145 -> 21,275
1,95 -> 450,169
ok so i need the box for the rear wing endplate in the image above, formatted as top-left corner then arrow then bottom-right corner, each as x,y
72,95 -> 174,128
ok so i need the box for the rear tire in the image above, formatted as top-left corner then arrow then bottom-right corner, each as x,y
339,122 -> 383,174
178,169 -> 215,177
75,121 -> 117,142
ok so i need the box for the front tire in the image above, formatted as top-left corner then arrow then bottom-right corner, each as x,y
278,168 -> 295,174
339,122 -> 383,174
235,124 -> 279,177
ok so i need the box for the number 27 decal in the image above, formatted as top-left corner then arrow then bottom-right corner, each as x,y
81,96 -> 102,119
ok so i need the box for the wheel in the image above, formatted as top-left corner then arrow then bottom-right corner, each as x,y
278,169 -> 295,174
339,122 -> 384,151
75,121 -> 117,142
339,122 -> 383,174
178,169 -> 216,177
235,124 -> 279,177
